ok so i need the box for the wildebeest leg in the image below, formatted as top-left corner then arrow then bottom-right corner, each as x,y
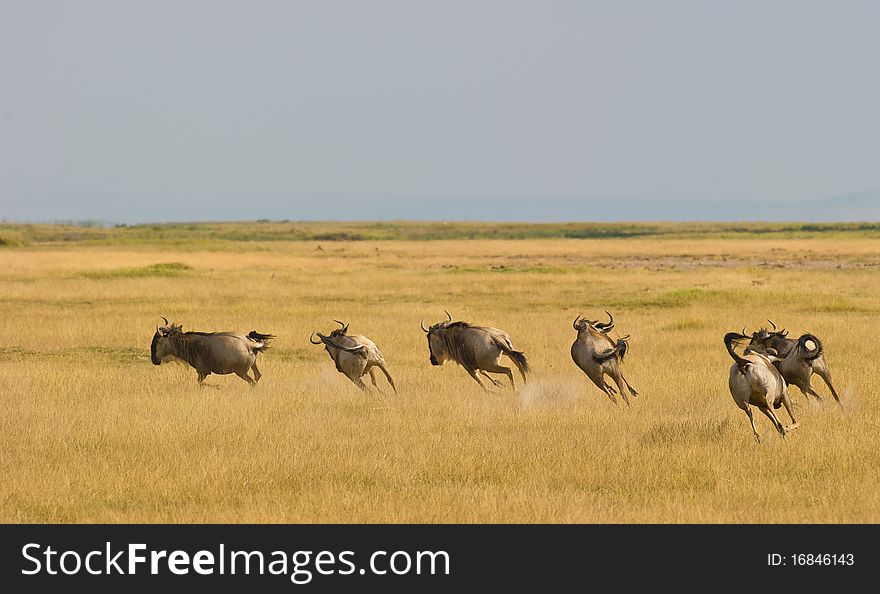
584,371 -> 618,404
481,363 -> 515,390
465,368 -> 490,391
798,384 -> 823,402
621,374 -> 639,397
813,368 -> 841,404
367,368 -> 386,395
197,372 -> 208,387
743,405 -> 760,443
608,372 -> 630,406
251,361 -> 262,383
479,370 -> 504,388
592,378 -> 618,404
236,370 -> 256,386
758,406 -> 787,438
781,392 -> 799,429
376,362 -> 397,394
349,374 -> 368,391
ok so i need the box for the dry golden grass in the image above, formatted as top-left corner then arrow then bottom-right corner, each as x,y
1,233 -> 879,522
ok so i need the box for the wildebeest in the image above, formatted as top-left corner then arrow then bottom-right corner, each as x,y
151,317 -> 274,386
748,320 -> 841,404
310,320 -> 397,393
420,311 -> 529,390
725,331 -> 798,442
571,311 -> 638,405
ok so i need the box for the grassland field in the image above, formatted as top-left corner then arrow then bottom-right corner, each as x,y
1,221 -> 879,522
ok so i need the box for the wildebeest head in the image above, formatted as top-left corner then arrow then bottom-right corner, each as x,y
572,311 -> 615,335
329,319 -> 349,338
309,321 -> 362,358
748,319 -> 789,351
151,316 -> 183,365
421,310 -> 455,366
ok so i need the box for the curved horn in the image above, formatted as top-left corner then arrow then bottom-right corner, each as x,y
768,319 -> 777,331
161,316 -> 169,326
309,332 -> 322,345
742,326 -> 749,337
444,310 -> 452,322
420,318 -> 429,333
319,334 -> 365,353
573,315 -> 582,331
333,319 -> 349,334
604,311 -> 614,327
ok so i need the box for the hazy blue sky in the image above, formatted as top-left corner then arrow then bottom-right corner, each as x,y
1,1 -> 878,222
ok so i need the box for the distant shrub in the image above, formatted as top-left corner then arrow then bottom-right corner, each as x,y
311,232 -> 365,241
82,262 -> 193,279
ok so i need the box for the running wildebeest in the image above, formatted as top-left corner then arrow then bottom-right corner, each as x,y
310,320 -> 397,393
571,311 -> 638,405
748,320 -> 841,404
420,311 -> 529,391
725,331 -> 798,443
150,317 -> 274,386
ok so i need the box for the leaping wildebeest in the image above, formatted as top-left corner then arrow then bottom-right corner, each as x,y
725,331 -> 798,442
421,311 -> 530,391
748,320 -> 841,404
310,320 -> 397,393
571,311 -> 638,405
151,317 -> 274,386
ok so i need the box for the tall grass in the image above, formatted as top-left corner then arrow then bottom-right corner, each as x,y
0,234 -> 878,522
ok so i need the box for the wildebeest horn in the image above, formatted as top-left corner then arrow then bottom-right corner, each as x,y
768,319 -> 777,331
444,310 -> 452,322
318,333 -> 364,353
333,319 -> 349,334
595,310 -> 614,333
742,326 -> 749,337
161,316 -> 169,326
309,332 -> 322,345
420,318 -> 429,333
573,315 -> 582,330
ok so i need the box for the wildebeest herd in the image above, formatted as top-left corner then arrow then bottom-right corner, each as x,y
150,313 -> 841,442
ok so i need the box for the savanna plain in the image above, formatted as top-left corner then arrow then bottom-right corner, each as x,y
1,221 -> 878,523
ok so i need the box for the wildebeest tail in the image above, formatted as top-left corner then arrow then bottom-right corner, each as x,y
248,331 -> 275,351
494,337 -> 530,382
594,337 -> 629,363
723,332 -> 750,370
797,333 -> 823,361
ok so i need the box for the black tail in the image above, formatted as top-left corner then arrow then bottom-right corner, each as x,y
594,337 -> 629,363
495,337 -> 530,382
508,349 -> 531,379
248,331 -> 275,351
724,332 -> 750,370
797,333 -> 823,361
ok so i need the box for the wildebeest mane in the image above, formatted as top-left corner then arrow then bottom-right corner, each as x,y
433,322 -> 484,370
164,332 -> 226,370
150,333 -> 161,365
